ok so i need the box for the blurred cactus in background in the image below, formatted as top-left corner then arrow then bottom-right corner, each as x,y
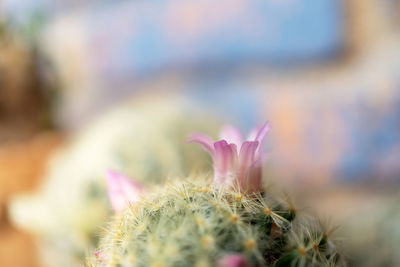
344,193 -> 400,267
88,123 -> 345,267
9,97 -> 219,267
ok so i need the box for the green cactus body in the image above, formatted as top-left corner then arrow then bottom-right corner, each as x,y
88,178 -> 344,267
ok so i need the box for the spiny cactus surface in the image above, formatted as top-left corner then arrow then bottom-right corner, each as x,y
88,121 -> 345,267
88,178 -> 344,267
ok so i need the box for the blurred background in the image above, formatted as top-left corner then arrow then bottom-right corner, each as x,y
0,0 -> 399,266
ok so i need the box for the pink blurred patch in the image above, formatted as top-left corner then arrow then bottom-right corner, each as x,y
218,254 -> 249,267
106,170 -> 145,213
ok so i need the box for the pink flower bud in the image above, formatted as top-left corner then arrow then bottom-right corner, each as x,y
218,254 -> 249,267
106,170 -> 145,213
188,122 -> 271,193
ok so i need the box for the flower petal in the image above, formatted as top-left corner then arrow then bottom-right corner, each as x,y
213,140 -> 229,183
239,141 -> 259,167
213,140 -> 239,186
238,141 -> 259,190
218,254 -> 249,267
219,125 -> 243,147
246,159 -> 263,193
224,143 -> 239,186
106,170 -> 144,213
254,121 -> 271,146
253,122 -> 271,157
186,133 -> 215,155
226,143 -> 238,171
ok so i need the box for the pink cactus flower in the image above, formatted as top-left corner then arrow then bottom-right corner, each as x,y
188,122 -> 271,193
106,170 -> 145,213
217,254 -> 249,267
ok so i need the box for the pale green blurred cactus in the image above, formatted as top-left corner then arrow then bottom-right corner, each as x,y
88,178 -> 345,267
9,97 -> 218,267
345,193 -> 400,267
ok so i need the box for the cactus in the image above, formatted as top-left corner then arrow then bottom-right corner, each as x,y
344,193 -> 400,267
88,122 -> 345,266
88,177 -> 344,267
9,98 -> 218,267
